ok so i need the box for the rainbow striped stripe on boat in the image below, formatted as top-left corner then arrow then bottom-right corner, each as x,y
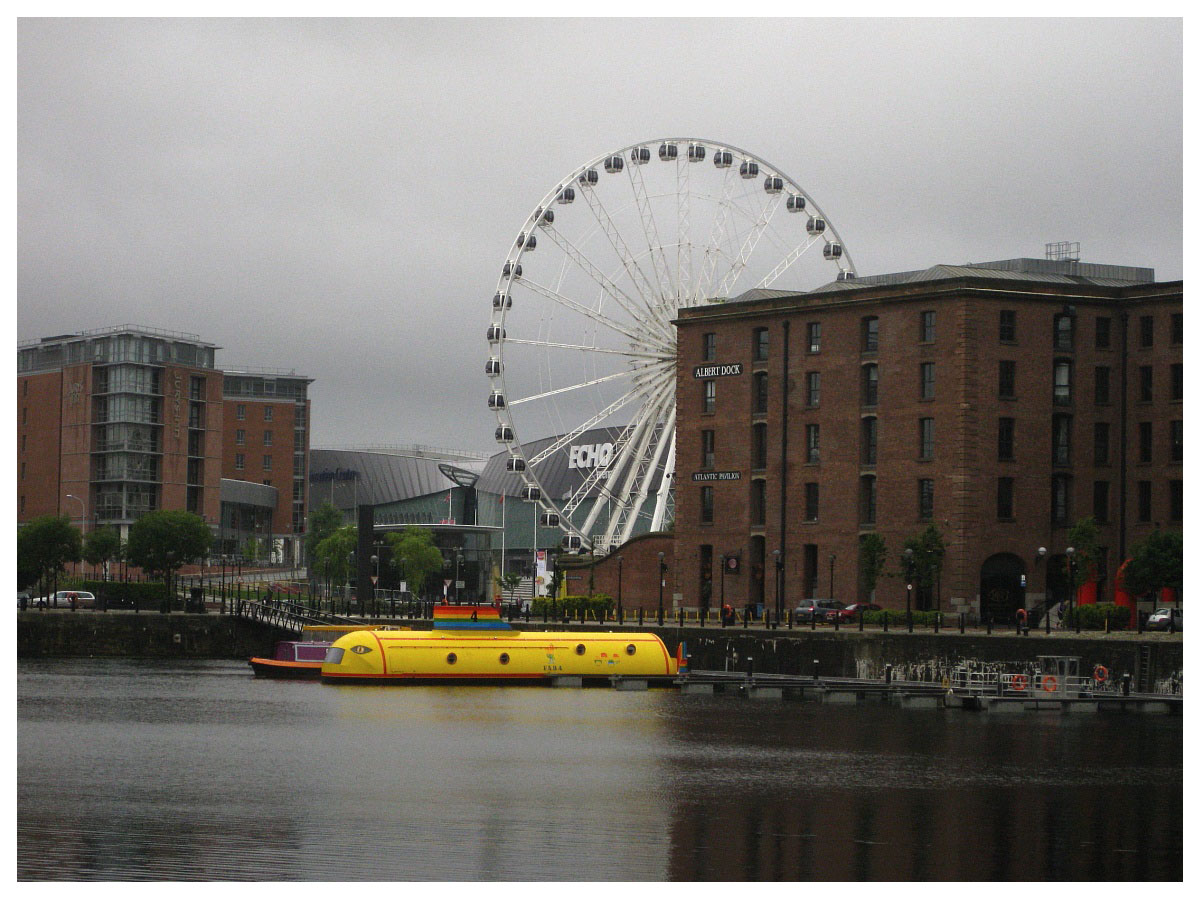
432,604 -> 512,630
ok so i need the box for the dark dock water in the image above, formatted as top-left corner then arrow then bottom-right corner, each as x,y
18,658 -> 1182,881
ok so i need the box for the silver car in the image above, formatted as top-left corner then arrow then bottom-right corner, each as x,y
1146,608 -> 1182,631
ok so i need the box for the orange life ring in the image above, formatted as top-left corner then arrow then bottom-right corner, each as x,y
1043,675 -> 1058,693
1093,665 -> 1108,683
1016,608 -> 1027,623
1011,674 -> 1028,691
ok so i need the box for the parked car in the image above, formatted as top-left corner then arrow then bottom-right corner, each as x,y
30,590 -> 97,609
794,599 -> 845,623
828,602 -> 882,622
1145,608 -> 1182,631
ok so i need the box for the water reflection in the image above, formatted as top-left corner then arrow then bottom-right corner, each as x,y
18,659 -> 1181,881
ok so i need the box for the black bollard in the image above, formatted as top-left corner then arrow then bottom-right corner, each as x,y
883,612 -> 889,633
987,615 -> 993,635
834,612 -> 840,632
746,656 -> 754,678
743,609 -> 749,628
959,613 -> 965,635
638,607 -> 644,626
934,613 -> 940,634
812,658 -> 820,681
678,609 -> 684,628
811,609 -> 816,631
884,663 -> 892,684
1076,612 -> 1081,634
859,609 -> 864,632
1121,672 -> 1131,696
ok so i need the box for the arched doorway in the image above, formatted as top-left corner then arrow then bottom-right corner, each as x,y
980,553 -> 1026,624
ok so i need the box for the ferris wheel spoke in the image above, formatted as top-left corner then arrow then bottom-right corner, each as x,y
607,402 -> 675,549
754,234 -> 824,290
516,276 -> 650,348
626,162 -> 677,306
715,189 -> 786,299
507,367 -> 647,408
562,377 -> 669,524
526,386 -> 651,468
676,157 -> 692,312
502,337 -> 669,361
536,224 -> 670,341
691,166 -> 738,304
575,381 -> 673,540
576,181 -> 671,331
586,387 -> 673,545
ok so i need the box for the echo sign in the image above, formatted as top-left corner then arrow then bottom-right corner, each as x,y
568,442 -> 614,469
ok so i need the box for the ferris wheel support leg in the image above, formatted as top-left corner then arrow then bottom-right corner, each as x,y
650,438 -> 676,533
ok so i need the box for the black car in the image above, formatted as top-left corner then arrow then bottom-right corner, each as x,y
794,599 -> 845,623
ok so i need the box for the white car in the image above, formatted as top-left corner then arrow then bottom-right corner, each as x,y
30,590 -> 97,609
1146,608 -> 1182,631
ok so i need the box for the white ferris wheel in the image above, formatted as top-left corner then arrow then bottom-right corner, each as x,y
486,138 -> 856,554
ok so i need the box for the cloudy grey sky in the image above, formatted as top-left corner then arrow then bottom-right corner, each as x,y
18,18 -> 1182,453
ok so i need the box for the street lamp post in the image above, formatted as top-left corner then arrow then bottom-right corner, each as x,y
719,554 -> 726,623
617,556 -> 624,624
1065,546 -> 1077,631
904,548 -> 914,628
657,551 -> 666,626
1037,546 -> 1049,633
829,552 -> 837,602
370,553 -> 379,619
455,550 -> 464,604
772,549 -> 782,626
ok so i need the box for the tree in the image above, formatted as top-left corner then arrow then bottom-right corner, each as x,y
305,502 -> 344,568
126,510 -> 212,605
858,533 -> 887,601
1122,531 -> 1183,605
1065,516 -> 1103,589
385,526 -> 443,601
900,525 -> 946,607
496,571 -> 524,606
18,515 -> 82,594
82,526 -> 122,581
242,536 -> 261,563
314,525 -> 357,594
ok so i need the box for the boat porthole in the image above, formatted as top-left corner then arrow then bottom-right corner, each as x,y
626,644 -> 636,656
446,653 -> 457,665
575,643 -> 586,655
499,653 -> 510,665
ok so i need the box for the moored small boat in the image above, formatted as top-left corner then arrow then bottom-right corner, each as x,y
249,625 -> 393,679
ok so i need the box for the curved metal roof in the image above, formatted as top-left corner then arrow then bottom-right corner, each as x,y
309,448 -> 478,506
477,425 -> 667,501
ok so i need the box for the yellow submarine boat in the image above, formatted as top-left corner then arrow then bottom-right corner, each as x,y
321,604 -> 681,685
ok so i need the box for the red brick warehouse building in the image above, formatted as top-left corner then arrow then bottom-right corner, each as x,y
672,257 -> 1182,622
17,325 -> 313,566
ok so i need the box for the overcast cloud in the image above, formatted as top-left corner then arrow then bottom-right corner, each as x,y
17,18 -> 1183,453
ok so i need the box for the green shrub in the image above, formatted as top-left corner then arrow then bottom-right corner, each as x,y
531,593 -> 614,619
1065,602 -> 1130,631
860,609 -> 945,628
